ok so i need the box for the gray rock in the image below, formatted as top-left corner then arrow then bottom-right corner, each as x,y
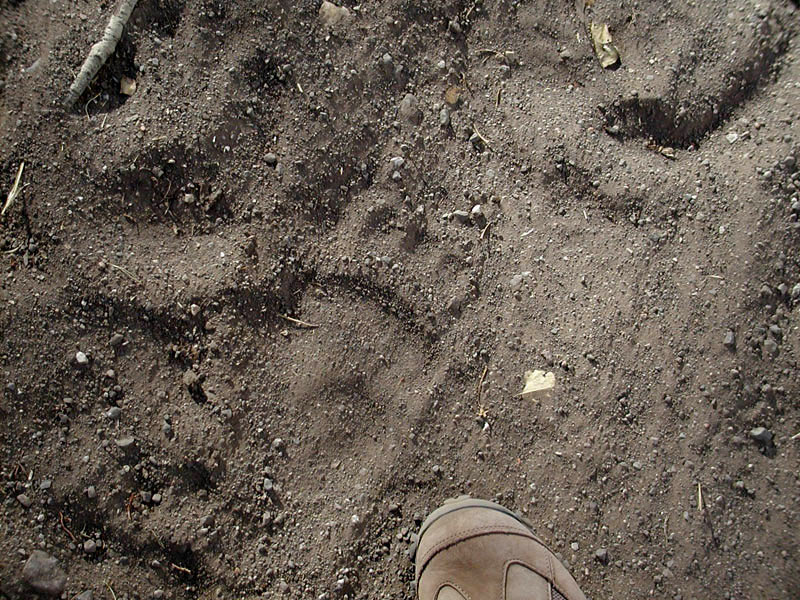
141,491 -> 152,503
723,330 -> 736,349
390,156 -> 405,170
75,591 -> 94,600
201,515 -> 215,528
115,436 -> 136,450
446,296 -> 462,317
75,351 -> 89,366
110,333 -> 125,347
763,337 -> 779,357
83,539 -> 97,554
182,370 -> 200,389
451,210 -> 470,224
40,479 -> 52,491
189,303 -> 201,316
152,493 -> 162,504
272,438 -> 285,452
153,590 -> 164,599
792,283 -> 800,299
380,54 -> 394,76
749,427 -> 773,443
318,1 -> 352,28
265,153 -> 278,167
17,493 -> 32,508
439,108 -> 450,127
86,485 -> 96,499
22,551 -> 67,597
594,548 -> 609,564
106,407 -> 122,419
398,93 -> 422,125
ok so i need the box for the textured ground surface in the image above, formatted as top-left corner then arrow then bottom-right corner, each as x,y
1,1 -> 799,599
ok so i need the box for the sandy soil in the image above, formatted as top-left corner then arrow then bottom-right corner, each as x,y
1,1 -> 799,599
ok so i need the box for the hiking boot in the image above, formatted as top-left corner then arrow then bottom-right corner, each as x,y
413,497 -> 588,600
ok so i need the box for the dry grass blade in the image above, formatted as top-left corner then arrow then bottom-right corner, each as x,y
278,314 -> 320,329
472,124 -> 494,151
2,162 -> 25,217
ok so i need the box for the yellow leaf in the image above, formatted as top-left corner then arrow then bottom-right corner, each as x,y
120,76 -> 137,96
520,370 -> 555,401
590,22 -> 620,69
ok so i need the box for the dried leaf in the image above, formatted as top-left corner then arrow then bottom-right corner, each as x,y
585,0 -> 596,7
590,22 -> 620,69
120,76 -> 137,96
444,86 -> 462,107
659,146 -> 676,159
519,370 -> 555,401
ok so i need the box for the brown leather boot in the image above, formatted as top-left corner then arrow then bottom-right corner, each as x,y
413,497 -> 588,600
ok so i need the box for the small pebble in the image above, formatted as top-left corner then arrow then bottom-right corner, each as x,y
452,210 -> 470,224
749,427 -> 773,443
17,493 -> 33,508
115,436 -> 136,450
723,330 -> 736,349
75,351 -> 89,366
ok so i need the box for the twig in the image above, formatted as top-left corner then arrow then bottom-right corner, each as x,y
472,124 -> 494,151
791,431 -> 800,441
476,366 -> 488,403
64,0 -> 140,108
110,263 -> 140,283
105,582 -> 117,600
278,314 -> 320,329
126,492 -> 135,521
480,222 -> 491,239
697,482 -> 704,512
2,244 -> 24,255
2,162 -> 25,217
663,515 -> 669,544
495,87 -> 501,108
59,511 -> 77,542
170,563 -> 192,575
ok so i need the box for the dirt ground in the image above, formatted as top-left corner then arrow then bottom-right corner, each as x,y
1,0 -> 799,599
